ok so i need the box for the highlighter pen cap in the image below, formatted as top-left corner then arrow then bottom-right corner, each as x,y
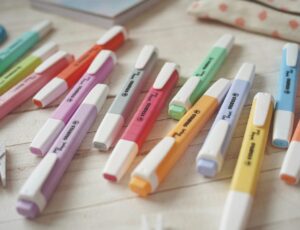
86,50 -> 116,75
18,152 -> 58,214
33,77 -> 68,107
220,191 -> 253,230
30,20 -> 53,39
280,141 -> 300,185
169,76 -> 201,116
93,113 -> 124,151
96,25 -> 127,46
252,93 -> 273,127
131,136 -> 176,194
204,78 -> 231,103
284,43 -> 299,67
272,111 -> 294,148
31,42 -> 58,61
103,140 -> 139,182
235,63 -> 255,86
30,118 -> 65,156
82,84 -> 109,112
134,45 -> 158,70
152,62 -> 180,89
213,34 -> 235,52
197,120 -> 229,177
34,50 -> 74,74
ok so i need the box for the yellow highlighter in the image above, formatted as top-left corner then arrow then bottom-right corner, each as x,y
0,42 -> 58,95
219,92 -> 274,230
129,78 -> 231,197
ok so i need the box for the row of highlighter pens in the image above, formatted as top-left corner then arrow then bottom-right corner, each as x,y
0,20 -> 299,229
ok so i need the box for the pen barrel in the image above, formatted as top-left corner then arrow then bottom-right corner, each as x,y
0,55 -> 42,95
123,78 -> 177,149
52,57 -> 114,123
276,64 -> 298,112
0,32 -> 39,75
157,96 -> 218,182
42,104 -> 98,200
189,47 -> 227,104
108,66 -> 154,119
214,79 -> 250,157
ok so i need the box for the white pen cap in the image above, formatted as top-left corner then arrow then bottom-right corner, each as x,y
103,140 -> 139,182
135,45 -> 158,70
18,152 -> 58,212
284,43 -> 299,67
197,119 -> 229,176
30,118 -> 65,156
204,78 -> 231,103
213,34 -> 235,52
30,20 -> 53,39
82,84 -> 109,112
33,77 -> 68,107
220,191 -> 253,230
96,25 -> 128,46
86,50 -> 116,75
93,113 -> 124,151
131,137 -> 176,192
235,63 -> 255,86
169,76 -> 201,110
31,42 -> 58,61
34,50 -> 73,74
280,141 -> 300,185
272,111 -> 294,148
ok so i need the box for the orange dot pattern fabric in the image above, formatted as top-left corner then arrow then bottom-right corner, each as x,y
188,0 -> 300,42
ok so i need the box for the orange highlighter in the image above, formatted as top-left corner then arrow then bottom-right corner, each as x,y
129,78 -> 231,196
33,26 -> 127,107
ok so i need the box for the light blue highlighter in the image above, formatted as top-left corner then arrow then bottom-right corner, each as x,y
272,43 -> 300,149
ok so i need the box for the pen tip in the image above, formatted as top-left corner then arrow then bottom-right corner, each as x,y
103,173 -> 117,182
280,174 -> 297,185
33,99 -> 43,108
16,200 -> 40,219
129,177 -> 152,197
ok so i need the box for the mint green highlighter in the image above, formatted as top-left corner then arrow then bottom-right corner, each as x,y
168,34 -> 234,120
0,20 -> 52,75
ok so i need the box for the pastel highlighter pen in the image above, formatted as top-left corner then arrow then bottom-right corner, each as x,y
93,45 -> 158,151
0,51 -> 74,120
30,51 -> 116,156
272,43 -> 300,148
129,79 -> 231,197
197,63 -> 255,177
32,26 -> 127,107
0,42 -> 58,95
17,84 -> 108,218
220,93 -> 273,230
103,63 -> 179,182
168,34 -> 234,120
0,20 -> 52,75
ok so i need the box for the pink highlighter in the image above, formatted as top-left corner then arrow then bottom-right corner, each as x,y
102,62 -> 180,182
0,51 -> 74,120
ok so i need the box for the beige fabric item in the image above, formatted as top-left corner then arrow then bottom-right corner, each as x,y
188,0 -> 300,42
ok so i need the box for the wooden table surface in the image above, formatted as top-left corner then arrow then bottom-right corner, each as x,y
1,0 -> 300,229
